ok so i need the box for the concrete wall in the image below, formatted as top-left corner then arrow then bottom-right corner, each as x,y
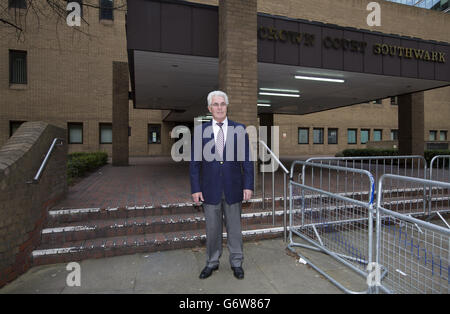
0,122 -> 67,287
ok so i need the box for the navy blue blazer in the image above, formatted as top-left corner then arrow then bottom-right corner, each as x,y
189,119 -> 254,205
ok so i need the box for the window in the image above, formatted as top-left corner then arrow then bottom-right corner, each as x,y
100,0 -> 114,20
148,124 -> 161,144
374,129 -> 382,142
298,128 -> 309,144
361,129 -> 370,144
328,128 -> 338,144
440,131 -> 447,141
390,97 -> 398,106
9,120 -> 26,137
429,130 -> 437,141
348,129 -> 357,144
390,129 -> 398,141
99,123 -> 112,144
68,122 -> 83,144
8,0 -> 26,9
9,50 -> 27,84
372,99 -> 382,104
313,128 -> 324,144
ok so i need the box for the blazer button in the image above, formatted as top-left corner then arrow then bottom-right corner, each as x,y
220,161 -> 223,165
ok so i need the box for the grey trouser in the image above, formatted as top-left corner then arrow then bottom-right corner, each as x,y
203,193 -> 243,268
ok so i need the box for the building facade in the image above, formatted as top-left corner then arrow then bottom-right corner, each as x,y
1,0 -> 449,157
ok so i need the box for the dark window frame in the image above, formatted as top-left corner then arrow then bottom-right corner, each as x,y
9,50 -> 27,85
148,124 -> 161,144
68,122 -> 84,144
372,99 -> 382,105
348,128 -> 357,144
99,122 -> 112,144
8,0 -> 27,9
328,128 -> 338,145
429,130 -> 438,141
391,129 -> 398,141
361,129 -> 370,144
313,128 -> 324,145
440,130 -> 448,141
298,127 -> 309,144
9,120 -> 26,137
390,96 -> 398,106
99,0 -> 114,20
374,129 -> 383,142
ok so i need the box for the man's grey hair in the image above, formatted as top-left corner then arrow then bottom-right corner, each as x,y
207,90 -> 229,107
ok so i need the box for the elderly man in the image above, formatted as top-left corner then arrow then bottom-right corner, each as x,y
190,90 -> 254,280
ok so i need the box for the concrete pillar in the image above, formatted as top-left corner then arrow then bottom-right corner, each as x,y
112,61 -> 129,166
398,92 -> 425,156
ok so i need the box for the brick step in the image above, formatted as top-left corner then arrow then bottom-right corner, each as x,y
40,211 -> 285,246
46,199 -> 287,226
32,224 -> 283,266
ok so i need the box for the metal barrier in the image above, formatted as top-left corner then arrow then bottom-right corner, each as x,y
430,155 -> 450,182
304,155 -> 427,184
302,156 -> 429,217
287,160 -> 376,294
428,155 -> 450,216
376,174 -> 450,294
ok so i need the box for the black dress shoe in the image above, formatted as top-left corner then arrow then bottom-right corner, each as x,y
199,265 -> 219,279
231,267 -> 244,279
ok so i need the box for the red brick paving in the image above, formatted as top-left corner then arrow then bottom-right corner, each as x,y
56,157 -> 194,209
57,155 -> 385,210
55,156 -> 298,210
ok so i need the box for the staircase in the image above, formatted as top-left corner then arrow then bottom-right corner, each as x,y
32,200 -> 286,266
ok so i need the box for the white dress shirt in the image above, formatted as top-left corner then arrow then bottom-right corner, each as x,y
212,117 -> 228,145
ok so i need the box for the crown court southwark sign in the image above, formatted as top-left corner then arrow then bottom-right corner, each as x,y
258,25 -> 446,64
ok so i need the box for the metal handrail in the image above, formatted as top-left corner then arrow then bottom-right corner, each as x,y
259,140 -> 289,242
429,155 -> 450,180
27,138 -> 64,184
259,140 -> 289,174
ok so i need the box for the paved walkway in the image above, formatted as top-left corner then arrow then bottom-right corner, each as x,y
0,238 -> 367,294
55,156 -> 313,210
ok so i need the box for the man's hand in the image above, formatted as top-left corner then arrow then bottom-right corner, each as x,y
243,189 -> 253,201
192,192 -> 204,205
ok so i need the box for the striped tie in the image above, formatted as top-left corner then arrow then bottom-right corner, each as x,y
216,122 -> 224,159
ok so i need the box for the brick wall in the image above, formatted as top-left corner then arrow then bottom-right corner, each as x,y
218,0 -> 258,129
275,99 -> 399,156
0,121 -> 67,288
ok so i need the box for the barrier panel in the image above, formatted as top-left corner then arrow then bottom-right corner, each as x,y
304,156 -> 427,184
302,156 -> 429,217
376,174 -> 450,294
288,161 -> 376,294
429,155 -> 450,216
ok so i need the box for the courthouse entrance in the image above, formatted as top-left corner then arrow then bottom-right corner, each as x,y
123,0 -> 450,159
